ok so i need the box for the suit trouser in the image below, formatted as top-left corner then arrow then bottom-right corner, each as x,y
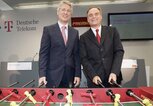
58,67 -> 74,88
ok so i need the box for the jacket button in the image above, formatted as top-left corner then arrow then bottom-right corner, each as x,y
102,58 -> 104,61
100,48 -> 103,52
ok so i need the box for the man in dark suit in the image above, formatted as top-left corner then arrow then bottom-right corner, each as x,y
80,7 -> 124,88
38,0 -> 81,88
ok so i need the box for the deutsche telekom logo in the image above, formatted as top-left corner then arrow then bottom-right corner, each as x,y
4,21 -> 13,32
0,19 -> 39,32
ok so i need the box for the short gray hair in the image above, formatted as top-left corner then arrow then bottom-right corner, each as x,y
57,0 -> 73,13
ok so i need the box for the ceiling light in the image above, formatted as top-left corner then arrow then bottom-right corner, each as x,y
113,0 -> 146,4
16,4 -> 49,9
15,2 -> 51,9
74,0 -> 146,5
14,0 -> 146,9
74,1 -> 112,6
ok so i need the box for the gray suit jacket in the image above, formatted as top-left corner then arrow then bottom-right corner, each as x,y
80,26 -> 124,87
39,23 -> 81,87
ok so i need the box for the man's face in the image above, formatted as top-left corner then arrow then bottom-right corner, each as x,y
87,8 -> 102,28
57,3 -> 72,24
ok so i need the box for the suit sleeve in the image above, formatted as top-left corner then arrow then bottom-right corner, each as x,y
39,27 -> 51,77
73,30 -> 81,78
80,35 -> 97,80
111,27 -> 124,76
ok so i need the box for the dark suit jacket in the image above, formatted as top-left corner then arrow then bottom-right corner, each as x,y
39,23 -> 81,88
80,26 -> 124,87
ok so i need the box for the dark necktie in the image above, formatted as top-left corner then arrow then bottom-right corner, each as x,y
96,29 -> 101,44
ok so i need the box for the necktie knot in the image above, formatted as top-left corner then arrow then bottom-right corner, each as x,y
62,26 -> 66,30
96,29 -> 99,33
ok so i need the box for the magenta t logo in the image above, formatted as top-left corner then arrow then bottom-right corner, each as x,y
4,21 -> 13,32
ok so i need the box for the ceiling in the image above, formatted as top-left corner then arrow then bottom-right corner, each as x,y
1,0 -> 153,11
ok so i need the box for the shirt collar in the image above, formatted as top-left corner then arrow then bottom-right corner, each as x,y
91,25 -> 102,37
58,21 -> 68,30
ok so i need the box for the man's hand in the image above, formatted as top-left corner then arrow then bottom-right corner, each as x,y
92,76 -> 102,85
39,76 -> 47,86
108,73 -> 117,84
74,77 -> 80,87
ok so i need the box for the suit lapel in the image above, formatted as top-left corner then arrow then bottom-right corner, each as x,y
65,25 -> 73,48
88,26 -> 107,47
101,26 -> 106,45
54,23 -> 66,46
66,26 -> 70,47
87,28 -> 100,47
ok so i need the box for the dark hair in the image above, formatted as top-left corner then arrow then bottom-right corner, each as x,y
87,7 -> 102,14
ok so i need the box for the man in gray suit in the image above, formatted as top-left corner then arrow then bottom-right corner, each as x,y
39,0 -> 81,88
80,7 -> 124,88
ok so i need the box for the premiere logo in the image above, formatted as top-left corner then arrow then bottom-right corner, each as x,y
4,21 -> 13,32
